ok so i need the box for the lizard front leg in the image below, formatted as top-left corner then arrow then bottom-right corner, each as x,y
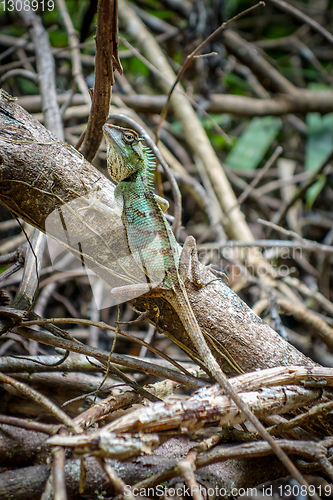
110,282 -> 162,301
155,194 -> 169,213
76,183 -> 122,220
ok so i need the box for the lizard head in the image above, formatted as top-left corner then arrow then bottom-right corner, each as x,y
103,124 -> 145,183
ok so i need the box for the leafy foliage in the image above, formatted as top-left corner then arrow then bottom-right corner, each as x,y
225,116 -> 282,170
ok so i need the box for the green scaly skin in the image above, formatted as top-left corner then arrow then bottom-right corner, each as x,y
102,123 -> 309,485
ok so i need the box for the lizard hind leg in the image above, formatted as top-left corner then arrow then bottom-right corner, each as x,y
178,236 -> 204,289
179,236 -> 228,289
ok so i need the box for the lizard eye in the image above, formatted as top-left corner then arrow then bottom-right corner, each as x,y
123,132 -> 135,144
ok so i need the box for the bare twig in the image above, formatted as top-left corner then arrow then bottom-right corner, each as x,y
74,379 -> 175,430
277,299 -> 333,349
222,30 -> 297,95
227,146 -> 283,216
0,414 -> 56,435
258,219 -> 333,254
119,37 -> 232,146
283,276 -> 333,317
18,91 -> 333,117
155,1 -> 265,139
15,328 -> 205,389
54,0 -> 91,105
267,399 -> 333,436
266,0 -> 333,46
18,8 -> 64,139
52,429 -> 68,500
80,0 -> 122,161
118,0 -> 254,242
96,457 -> 136,500
0,68 -> 38,86
177,450 -> 203,500
268,152 -> 333,228
0,372 -> 83,433
20,315 -> 194,378
114,438 -> 327,500
197,238 -> 333,255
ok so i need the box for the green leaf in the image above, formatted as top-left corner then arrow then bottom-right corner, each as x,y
224,116 -> 282,170
303,84 -> 333,206
223,73 -> 252,94
307,83 -> 332,91
121,56 -> 150,77
305,113 -> 333,172
306,174 -> 326,209
304,112 -> 333,206
147,9 -> 173,20
17,77 -> 39,95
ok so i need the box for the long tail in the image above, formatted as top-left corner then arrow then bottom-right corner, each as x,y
166,281 -> 311,491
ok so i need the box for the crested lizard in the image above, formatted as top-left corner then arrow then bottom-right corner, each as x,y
102,123 -> 308,485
